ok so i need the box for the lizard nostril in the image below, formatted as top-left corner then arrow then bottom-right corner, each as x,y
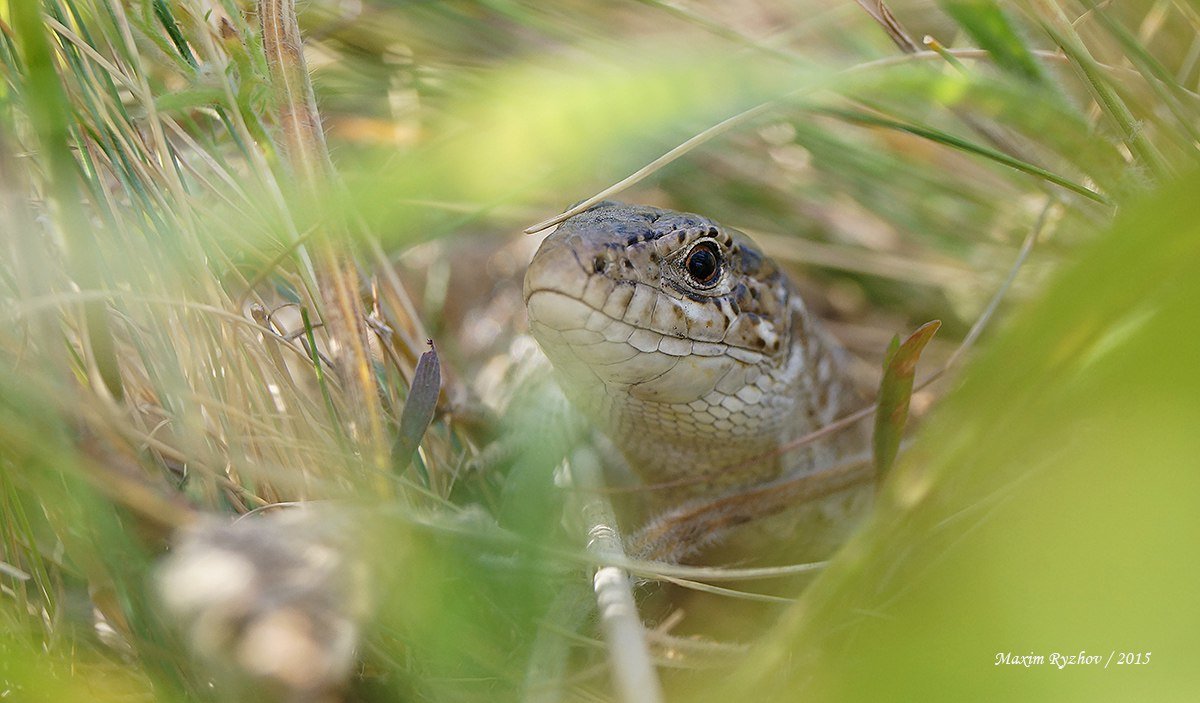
592,256 -> 608,274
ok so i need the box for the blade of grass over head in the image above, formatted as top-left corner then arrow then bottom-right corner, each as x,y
521,42 -> 1124,236
634,0 -> 810,66
387,51 -> 799,235
524,99 -> 778,234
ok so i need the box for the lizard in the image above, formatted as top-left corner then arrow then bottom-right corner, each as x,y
153,202 -> 872,694
523,201 -> 873,562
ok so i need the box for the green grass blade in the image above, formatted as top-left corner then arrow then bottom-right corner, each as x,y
820,106 -> 1112,204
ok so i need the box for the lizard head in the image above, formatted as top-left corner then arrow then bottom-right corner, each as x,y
524,201 -> 795,411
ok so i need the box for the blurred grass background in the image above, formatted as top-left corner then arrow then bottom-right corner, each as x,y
0,0 -> 1197,700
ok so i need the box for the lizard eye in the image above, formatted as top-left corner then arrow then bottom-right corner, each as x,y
685,242 -> 721,287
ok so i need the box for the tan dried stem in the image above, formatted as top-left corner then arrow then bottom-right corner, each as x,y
258,0 -> 389,487
570,447 -> 665,703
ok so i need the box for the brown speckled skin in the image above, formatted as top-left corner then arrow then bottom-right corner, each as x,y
525,203 -> 866,528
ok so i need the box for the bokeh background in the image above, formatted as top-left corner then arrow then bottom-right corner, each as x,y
0,0 -> 1197,700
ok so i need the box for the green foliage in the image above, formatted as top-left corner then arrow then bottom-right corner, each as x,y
942,0 -> 1048,84
713,169 -> 1200,703
0,0 -> 1197,700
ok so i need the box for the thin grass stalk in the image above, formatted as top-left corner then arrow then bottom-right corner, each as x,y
570,446 -> 665,703
525,46 -> 1116,235
258,0 -> 389,486
11,0 -> 122,399
1030,0 -> 1172,180
1086,1 -> 1200,149
819,107 -> 1111,204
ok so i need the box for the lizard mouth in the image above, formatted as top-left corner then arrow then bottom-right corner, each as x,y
524,274 -> 764,404
525,288 -> 690,388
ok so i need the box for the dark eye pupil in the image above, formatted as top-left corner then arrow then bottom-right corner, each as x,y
686,246 -> 719,284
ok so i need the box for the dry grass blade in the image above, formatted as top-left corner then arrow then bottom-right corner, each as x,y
614,559 -> 827,583
1031,0 -> 1173,178
570,447 -> 665,703
0,1 -> 1193,700
526,44 -> 1117,237
258,0 -> 389,481
654,576 -> 795,604
11,0 -> 122,399
942,199 -> 1057,370
635,0 -> 807,65
854,0 -> 920,53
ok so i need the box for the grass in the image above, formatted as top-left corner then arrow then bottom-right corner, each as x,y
1,0 -> 1198,701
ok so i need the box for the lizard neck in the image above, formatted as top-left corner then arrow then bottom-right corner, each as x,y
561,298 -> 861,506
